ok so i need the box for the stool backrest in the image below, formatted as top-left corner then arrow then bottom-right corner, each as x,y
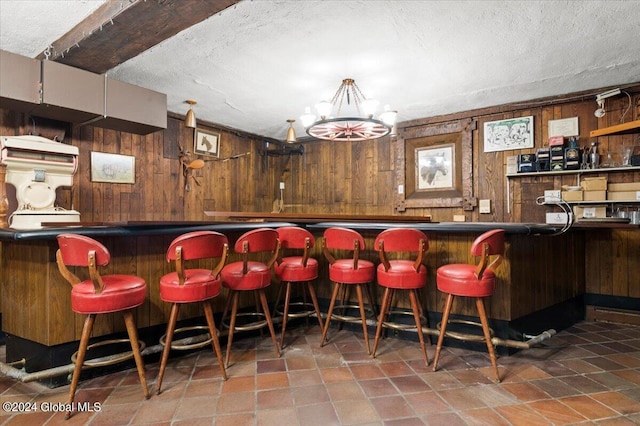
234,228 -> 280,272
375,228 -> 428,272
56,233 -> 110,291
470,229 -> 505,279
277,226 -> 314,267
166,231 -> 229,283
322,227 -> 367,268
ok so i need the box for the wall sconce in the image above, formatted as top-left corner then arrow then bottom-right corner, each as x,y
185,100 -> 197,128
594,88 -> 620,118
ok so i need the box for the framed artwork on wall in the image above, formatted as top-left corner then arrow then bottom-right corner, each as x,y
194,129 -> 220,158
415,143 -> 455,192
483,115 -> 534,152
90,151 -> 135,184
396,118 -> 477,211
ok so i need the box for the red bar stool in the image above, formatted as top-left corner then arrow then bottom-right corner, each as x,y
56,233 -> 149,419
220,228 -> 281,366
320,227 -> 376,353
274,226 -> 323,348
432,229 -> 505,382
156,231 -> 228,394
371,228 -> 430,366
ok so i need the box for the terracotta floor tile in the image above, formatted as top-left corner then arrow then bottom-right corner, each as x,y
320,367 -> 353,383
291,383 -> 330,406
405,390 -> 451,415
256,372 -> 289,390
256,406 -> 297,426
216,390 -> 256,414
528,399 -> 587,424
256,387 -> 293,410
501,381 -> 550,402
174,395 -> 219,419
494,404 -> 550,425
334,399 -> 379,424
326,381 -> 366,401
422,412 -> 467,426
389,374 -> 429,394
458,407 -> 511,425
372,394 -> 417,419
590,391 -> 640,415
359,378 -> 399,397
559,394 -> 619,420
295,401 -> 340,425
350,363 -> 386,380
437,387 -> 487,410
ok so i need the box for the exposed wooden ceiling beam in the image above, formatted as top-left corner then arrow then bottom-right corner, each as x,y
36,0 -> 241,74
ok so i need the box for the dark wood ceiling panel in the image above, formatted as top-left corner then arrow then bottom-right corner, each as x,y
37,0 -> 241,74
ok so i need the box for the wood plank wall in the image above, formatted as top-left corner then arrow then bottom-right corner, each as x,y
1,83 -> 639,309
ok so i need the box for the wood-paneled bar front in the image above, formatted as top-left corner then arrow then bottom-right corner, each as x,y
0,217 -> 589,383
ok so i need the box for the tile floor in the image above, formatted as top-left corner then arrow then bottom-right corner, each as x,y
1,320 -> 640,425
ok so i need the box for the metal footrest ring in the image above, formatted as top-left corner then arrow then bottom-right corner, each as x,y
381,309 -> 427,331
160,325 -> 213,351
222,312 -> 269,332
275,301 -> 317,319
71,338 -> 146,368
330,303 -> 376,323
436,319 -> 494,342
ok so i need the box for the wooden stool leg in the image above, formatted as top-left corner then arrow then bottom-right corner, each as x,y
156,303 -> 180,394
372,287 -> 392,358
307,281 -> 324,330
409,289 -> 429,366
259,289 -> 281,357
476,297 -> 500,382
122,310 -> 150,400
355,284 -> 370,354
203,301 -> 227,380
66,313 -> 95,419
433,293 -> 454,372
321,282 -> 341,347
225,291 -> 239,367
280,282 -> 292,348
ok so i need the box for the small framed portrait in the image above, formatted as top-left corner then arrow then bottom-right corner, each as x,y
415,143 -> 455,191
194,129 -> 220,158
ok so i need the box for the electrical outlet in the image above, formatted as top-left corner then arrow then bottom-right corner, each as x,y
279,182 -> 285,190
479,199 -> 491,214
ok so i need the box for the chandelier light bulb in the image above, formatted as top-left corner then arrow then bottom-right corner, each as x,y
300,107 -> 316,128
361,98 -> 379,117
315,100 -> 333,119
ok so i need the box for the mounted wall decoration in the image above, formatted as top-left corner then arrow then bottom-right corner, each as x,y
90,151 -> 135,184
194,128 -> 220,158
483,115 -> 534,152
396,119 -> 476,211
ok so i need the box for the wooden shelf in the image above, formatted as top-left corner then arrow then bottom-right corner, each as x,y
589,119 -> 640,138
507,165 -> 640,178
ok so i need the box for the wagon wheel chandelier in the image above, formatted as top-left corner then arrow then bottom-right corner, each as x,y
300,78 -> 397,142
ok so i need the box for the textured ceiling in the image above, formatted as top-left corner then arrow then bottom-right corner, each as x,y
1,0 -> 640,141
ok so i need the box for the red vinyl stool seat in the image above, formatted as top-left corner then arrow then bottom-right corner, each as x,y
156,231 -> 229,394
432,229 -> 505,382
320,227 -> 376,353
274,226 -> 323,349
220,228 -> 281,366
372,228 -> 430,366
56,233 -> 149,419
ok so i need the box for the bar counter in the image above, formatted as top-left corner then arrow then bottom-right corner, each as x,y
0,217 -> 584,382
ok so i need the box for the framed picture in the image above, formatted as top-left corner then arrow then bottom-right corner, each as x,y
194,129 -> 220,158
90,151 -> 135,184
483,115 -> 534,152
396,119 -> 476,210
415,143 -> 455,191
548,117 -> 579,137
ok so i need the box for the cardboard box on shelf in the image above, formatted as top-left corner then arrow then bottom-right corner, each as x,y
608,182 -> 640,192
607,191 -> 640,201
562,190 -> 583,202
574,205 -> 607,219
584,190 -> 607,201
581,176 -> 608,191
